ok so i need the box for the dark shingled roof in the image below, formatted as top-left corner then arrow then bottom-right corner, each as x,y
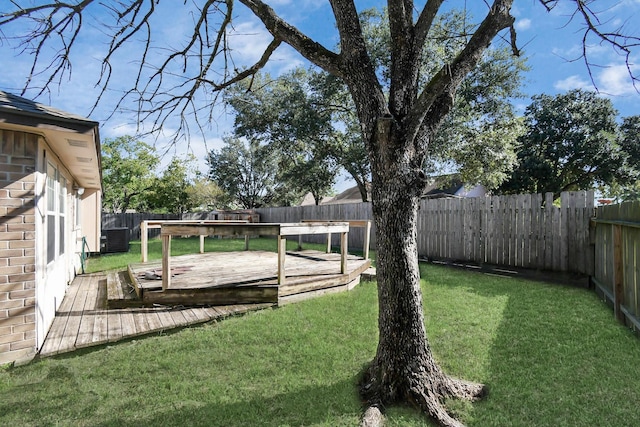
0,90 -> 97,125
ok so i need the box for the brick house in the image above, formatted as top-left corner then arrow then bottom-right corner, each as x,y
0,91 -> 102,365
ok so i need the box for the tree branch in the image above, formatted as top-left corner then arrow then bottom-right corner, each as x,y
238,0 -> 342,77
540,0 -> 640,92
1,0 -> 96,97
407,0 -> 514,145
414,0 -> 446,50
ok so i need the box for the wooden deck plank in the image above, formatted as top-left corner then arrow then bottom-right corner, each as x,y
201,306 -> 222,320
74,275 -> 102,349
106,309 -> 123,342
39,275 -> 82,356
144,309 -> 164,332
58,275 -> 93,354
132,309 -> 152,336
186,308 -> 205,323
41,249 -> 368,359
154,308 -> 177,330
119,310 -> 137,337
167,308 -> 189,328
91,308 -> 109,345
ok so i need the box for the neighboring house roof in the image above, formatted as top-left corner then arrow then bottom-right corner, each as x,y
321,183 -> 371,205
299,192 -> 334,206
422,174 -> 486,199
0,90 -> 102,189
324,176 -> 485,204
299,184 -> 370,206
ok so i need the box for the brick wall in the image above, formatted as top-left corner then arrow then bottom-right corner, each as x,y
0,129 -> 38,365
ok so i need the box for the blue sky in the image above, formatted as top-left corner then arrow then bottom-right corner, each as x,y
1,1 -> 639,191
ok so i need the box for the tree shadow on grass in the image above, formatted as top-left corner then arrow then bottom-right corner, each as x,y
421,264 -> 640,427
105,378 -> 362,427
0,366 -> 364,427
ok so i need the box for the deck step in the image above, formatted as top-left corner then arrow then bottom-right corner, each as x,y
361,267 -> 377,280
106,270 -> 142,308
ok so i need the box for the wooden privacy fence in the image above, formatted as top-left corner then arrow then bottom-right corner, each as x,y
257,202 -> 376,256
101,211 -> 259,240
257,191 -> 595,275
419,191 -> 595,275
592,201 -> 640,331
105,191 -> 595,275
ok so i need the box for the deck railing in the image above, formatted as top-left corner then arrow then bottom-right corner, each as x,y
300,219 -> 372,260
140,219 -> 248,262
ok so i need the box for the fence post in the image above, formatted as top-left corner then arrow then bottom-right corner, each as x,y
363,220 -> 371,260
613,224 -> 625,323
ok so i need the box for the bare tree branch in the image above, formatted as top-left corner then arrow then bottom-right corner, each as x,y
540,0 -> 640,92
238,0 -> 342,76
1,0 -> 96,97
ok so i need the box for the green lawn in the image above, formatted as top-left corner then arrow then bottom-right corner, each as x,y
2,244 -> 639,426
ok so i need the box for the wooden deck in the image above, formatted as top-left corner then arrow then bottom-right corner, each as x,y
124,250 -> 371,306
39,273 -> 271,358
40,250 -> 373,358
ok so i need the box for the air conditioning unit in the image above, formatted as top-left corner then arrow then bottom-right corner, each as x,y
101,227 -> 130,253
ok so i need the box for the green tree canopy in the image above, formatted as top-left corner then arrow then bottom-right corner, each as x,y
147,156 -> 197,214
360,7 -> 527,190
225,70 -> 338,205
499,89 -> 629,198
207,136 -> 279,209
186,177 -> 226,212
620,115 -> 640,173
605,115 -> 640,201
101,136 -> 159,213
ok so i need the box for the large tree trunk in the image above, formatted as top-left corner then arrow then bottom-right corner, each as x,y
360,125 -> 485,427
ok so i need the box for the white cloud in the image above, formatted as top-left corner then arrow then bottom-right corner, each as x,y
554,75 -> 591,91
515,18 -> 531,31
597,63 -> 639,96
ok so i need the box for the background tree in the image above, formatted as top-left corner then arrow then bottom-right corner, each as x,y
499,90 -> 628,198
3,2 -> 638,426
431,46 -> 525,189
225,70 -> 338,204
605,115 -> 640,202
101,136 -> 159,213
147,156 -> 197,214
307,70 -> 372,201
186,177 -> 226,212
619,115 -> 640,178
207,136 -> 278,209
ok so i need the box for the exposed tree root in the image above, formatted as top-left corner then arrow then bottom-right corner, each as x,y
439,376 -> 487,402
361,405 -> 384,427
360,364 -> 487,427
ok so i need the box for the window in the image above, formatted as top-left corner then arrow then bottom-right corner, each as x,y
59,176 -> 66,255
45,162 -> 68,263
46,163 -> 56,264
